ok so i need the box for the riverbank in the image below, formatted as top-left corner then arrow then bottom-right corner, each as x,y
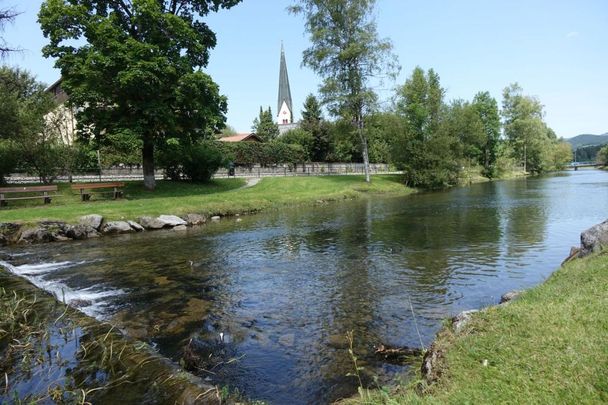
0,175 -> 416,246
0,175 -> 412,226
0,267 -> 226,404
348,251 -> 608,404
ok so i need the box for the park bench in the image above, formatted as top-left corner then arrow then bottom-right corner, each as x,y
0,185 -> 59,207
71,182 -> 125,201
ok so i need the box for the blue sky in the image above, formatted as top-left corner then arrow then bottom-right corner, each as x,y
2,0 -> 607,137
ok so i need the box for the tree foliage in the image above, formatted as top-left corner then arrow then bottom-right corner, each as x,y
0,67 -> 92,183
392,67 -> 461,188
300,94 -> 330,161
596,145 -> 608,166
289,0 -> 399,182
252,106 -> 279,141
471,91 -> 501,175
38,0 -> 241,190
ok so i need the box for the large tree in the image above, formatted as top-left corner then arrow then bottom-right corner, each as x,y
502,83 -> 549,173
39,0 -> 241,190
392,67 -> 463,188
471,91 -> 501,174
289,0 -> 399,182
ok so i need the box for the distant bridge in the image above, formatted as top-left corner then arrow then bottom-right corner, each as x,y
566,162 -> 604,170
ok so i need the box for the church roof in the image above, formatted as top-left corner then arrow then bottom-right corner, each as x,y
277,44 -> 293,119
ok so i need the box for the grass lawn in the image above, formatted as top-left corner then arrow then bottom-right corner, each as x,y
0,175 -> 412,224
349,252 -> 608,404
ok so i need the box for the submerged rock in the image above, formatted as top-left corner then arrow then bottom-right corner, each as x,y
327,334 -> 348,349
500,290 -> 522,304
180,333 -> 233,374
173,225 -> 188,232
210,216 -> 221,221
79,214 -> 103,230
579,219 -> 608,257
278,333 -> 295,347
375,344 -> 422,364
69,298 -> 93,308
102,221 -> 134,234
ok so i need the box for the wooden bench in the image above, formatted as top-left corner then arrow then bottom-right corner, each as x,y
71,182 -> 125,201
0,185 -> 59,207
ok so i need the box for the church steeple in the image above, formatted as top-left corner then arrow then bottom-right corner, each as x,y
277,42 -> 293,125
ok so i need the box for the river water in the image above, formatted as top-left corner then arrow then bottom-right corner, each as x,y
1,170 -> 607,404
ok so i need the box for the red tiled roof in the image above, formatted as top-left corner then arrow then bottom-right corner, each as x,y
218,133 -> 263,142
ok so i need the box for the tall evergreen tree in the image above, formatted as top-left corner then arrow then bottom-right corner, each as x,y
289,0 -> 399,182
39,0 -> 242,190
301,94 -> 329,161
252,106 -> 279,141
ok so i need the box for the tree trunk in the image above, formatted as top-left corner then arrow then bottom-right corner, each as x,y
142,135 -> 156,190
357,117 -> 371,183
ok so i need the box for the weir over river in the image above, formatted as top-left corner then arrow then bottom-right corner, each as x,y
1,170 -> 608,404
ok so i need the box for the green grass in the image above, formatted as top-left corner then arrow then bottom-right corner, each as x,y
349,252 -> 608,404
0,175 -> 412,224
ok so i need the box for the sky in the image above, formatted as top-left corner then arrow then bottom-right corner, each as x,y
1,0 -> 607,138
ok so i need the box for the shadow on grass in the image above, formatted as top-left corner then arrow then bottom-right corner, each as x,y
0,179 -> 245,210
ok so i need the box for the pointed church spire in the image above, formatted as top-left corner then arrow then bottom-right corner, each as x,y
277,42 -> 293,124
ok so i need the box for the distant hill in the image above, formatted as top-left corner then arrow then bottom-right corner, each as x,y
567,133 -> 608,149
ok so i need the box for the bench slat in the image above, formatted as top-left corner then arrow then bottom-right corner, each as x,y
71,182 -> 125,190
0,186 -> 58,193
0,194 -> 59,201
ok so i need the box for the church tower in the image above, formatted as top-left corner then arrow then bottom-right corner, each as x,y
277,43 -> 293,126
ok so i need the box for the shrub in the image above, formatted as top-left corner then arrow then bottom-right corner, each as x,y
0,140 -> 19,184
182,142 -> 227,182
157,140 -> 227,182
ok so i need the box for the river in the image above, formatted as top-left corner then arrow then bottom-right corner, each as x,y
1,170 -> 607,404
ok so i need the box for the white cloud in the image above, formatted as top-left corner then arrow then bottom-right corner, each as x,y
566,31 -> 580,39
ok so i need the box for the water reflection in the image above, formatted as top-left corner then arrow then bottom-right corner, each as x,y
2,170 -> 607,404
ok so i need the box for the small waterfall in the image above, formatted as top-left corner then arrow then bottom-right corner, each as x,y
0,258 -> 124,319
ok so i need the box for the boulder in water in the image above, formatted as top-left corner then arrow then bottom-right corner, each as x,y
66,224 -> 100,240
181,213 -> 206,226
158,215 -> 187,227
18,227 -> 55,244
102,221 -> 134,234
137,216 -> 167,230
500,290 -> 522,304
181,337 -> 228,372
128,221 -> 145,232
